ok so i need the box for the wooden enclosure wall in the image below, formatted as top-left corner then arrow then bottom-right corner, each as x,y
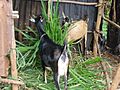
13,0 -> 98,50
0,0 -> 10,77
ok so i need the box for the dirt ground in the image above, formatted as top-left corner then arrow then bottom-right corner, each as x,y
102,51 -> 120,90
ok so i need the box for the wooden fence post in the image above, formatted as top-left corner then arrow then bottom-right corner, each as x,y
8,0 -> 19,90
0,0 -> 19,89
93,1 -> 111,89
0,0 -> 10,77
93,0 -> 104,56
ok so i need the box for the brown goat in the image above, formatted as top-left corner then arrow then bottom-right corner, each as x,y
67,20 -> 88,42
66,19 -> 88,54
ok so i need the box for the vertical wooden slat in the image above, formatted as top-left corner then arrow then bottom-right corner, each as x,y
23,0 -> 27,28
81,0 -> 85,18
14,0 -> 21,28
8,0 -> 18,90
30,0 -> 33,20
18,0 -> 26,41
78,0 -> 82,19
69,3 -> 75,19
30,1 -> 35,27
24,0 -> 30,27
65,3 -> 70,17
35,1 -> 41,16
59,3 -> 65,24
0,0 -> 10,77
74,3 -> 79,19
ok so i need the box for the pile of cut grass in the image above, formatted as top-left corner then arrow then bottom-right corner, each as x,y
18,56 -> 106,90
0,26 -> 107,90
15,26 -> 106,90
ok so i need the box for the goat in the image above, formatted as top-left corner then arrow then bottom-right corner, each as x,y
30,16 -> 69,90
62,16 -> 88,55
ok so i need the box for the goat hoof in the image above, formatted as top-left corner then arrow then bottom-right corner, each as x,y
44,80 -> 47,84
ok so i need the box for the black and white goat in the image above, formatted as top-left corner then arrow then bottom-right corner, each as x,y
30,16 -> 69,90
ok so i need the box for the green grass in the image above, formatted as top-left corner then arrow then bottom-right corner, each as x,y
15,27 -> 40,70
18,56 -> 106,90
15,26 -> 106,90
17,23 -> 107,89
41,0 -> 68,45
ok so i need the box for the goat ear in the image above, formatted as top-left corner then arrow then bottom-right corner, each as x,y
39,16 -> 43,22
29,17 -> 35,23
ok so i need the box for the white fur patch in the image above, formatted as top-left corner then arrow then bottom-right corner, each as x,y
29,17 -> 35,22
58,51 -> 69,76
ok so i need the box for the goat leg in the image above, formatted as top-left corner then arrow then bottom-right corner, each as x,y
64,65 -> 69,90
80,40 -> 84,54
84,33 -> 87,56
42,63 -> 47,83
64,74 -> 68,90
44,69 -> 47,83
53,73 -> 60,90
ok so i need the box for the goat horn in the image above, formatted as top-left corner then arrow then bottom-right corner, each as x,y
62,11 -> 66,18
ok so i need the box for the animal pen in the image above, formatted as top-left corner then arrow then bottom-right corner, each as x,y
0,0 -> 120,90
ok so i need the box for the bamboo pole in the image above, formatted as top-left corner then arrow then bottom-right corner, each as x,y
53,0 -> 97,6
103,15 -> 120,30
93,0 -> 104,56
0,78 -> 24,85
8,0 -> 19,90
93,1 -> 111,89
38,0 -> 97,6
0,0 -> 10,77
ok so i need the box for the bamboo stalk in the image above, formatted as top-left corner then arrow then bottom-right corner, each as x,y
37,0 -> 97,6
93,1 -> 111,89
8,0 -> 18,90
0,78 -> 24,85
103,15 -> 120,30
53,0 -> 97,6
93,0 -> 104,56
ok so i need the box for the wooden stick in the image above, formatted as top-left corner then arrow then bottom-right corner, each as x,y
110,64 -> 120,90
93,1 -> 111,89
100,61 -> 111,90
37,0 -> 97,6
93,0 -> 104,56
103,15 -> 120,30
0,78 -> 24,85
94,30 -> 111,90
53,0 -> 97,6
8,0 -> 18,90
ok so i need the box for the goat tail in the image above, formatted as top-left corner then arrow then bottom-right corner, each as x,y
62,40 -> 68,54
63,40 -> 67,48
